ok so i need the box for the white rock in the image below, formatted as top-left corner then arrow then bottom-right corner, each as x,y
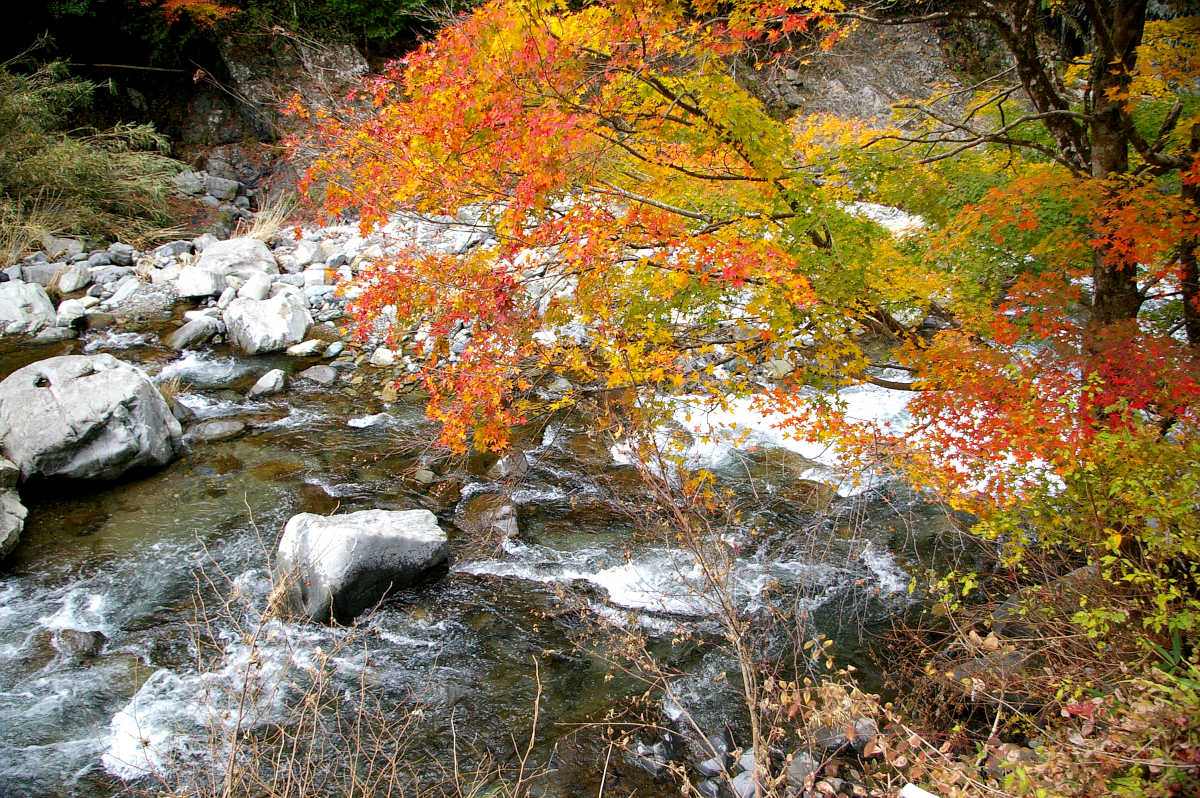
247,368 -> 286,398
302,267 -> 328,288
104,275 -> 141,307
237,271 -> 272,301
57,263 -> 92,293
369,347 -> 395,367
275,509 -> 448,623
222,293 -> 313,355
0,354 -> 181,481
286,339 -> 325,356
0,280 -> 56,332
56,299 -> 88,328
194,237 -> 278,279
293,240 -> 328,269
216,286 -> 237,309
175,266 -> 225,298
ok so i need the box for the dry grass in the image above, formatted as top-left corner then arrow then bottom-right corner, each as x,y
236,193 -> 297,242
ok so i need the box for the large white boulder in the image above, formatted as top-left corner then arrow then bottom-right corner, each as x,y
175,266 -> 226,298
193,237 -> 278,279
276,509 -> 449,623
0,355 -> 182,481
0,280 -> 56,333
222,293 -> 312,355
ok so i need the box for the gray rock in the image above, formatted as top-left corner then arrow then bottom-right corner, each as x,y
323,341 -> 344,358
247,368 -> 286,398
216,286 -> 238,309
0,354 -> 181,481
786,751 -> 819,789
0,456 -> 18,490
222,293 -> 312,355
730,771 -> 756,798
205,174 -> 240,201
56,299 -> 89,328
299,364 -> 337,386
103,275 -> 141,308
0,280 -> 56,332
293,240 -> 327,268
193,233 -> 220,252
107,243 -> 136,267
413,468 -> 435,485
34,327 -> 77,343
52,629 -> 107,659
176,266 -> 226,298
42,235 -> 83,260
486,450 -> 529,481
286,339 -> 325,356
92,266 -> 131,285
186,419 -> 247,442
87,251 -> 112,268
57,263 -> 92,294
369,347 -> 394,367
237,271 -> 272,301
21,261 -> 59,287
171,171 -> 206,195
165,316 -> 223,350
695,756 -> 726,778
275,509 -> 449,624
194,237 -> 277,280
0,488 -> 25,559
153,240 -> 194,260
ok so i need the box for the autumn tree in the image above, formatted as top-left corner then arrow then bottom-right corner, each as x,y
299,0 -> 1200,641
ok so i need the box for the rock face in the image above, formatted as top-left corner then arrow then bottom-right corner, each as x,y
276,509 -> 449,624
0,355 -> 182,481
194,237 -> 277,277
222,293 -> 312,354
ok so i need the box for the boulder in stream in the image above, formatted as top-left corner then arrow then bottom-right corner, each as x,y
222,292 -> 312,354
0,354 -> 182,481
0,457 -> 25,558
275,508 -> 449,624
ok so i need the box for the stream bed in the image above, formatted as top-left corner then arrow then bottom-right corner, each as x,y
0,318 -> 950,797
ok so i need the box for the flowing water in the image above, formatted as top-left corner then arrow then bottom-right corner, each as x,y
0,317 -> 953,797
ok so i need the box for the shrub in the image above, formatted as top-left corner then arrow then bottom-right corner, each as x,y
0,58 -> 182,249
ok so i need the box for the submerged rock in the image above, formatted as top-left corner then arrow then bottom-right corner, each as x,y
0,355 -> 182,481
275,508 -> 449,624
186,419 -> 247,443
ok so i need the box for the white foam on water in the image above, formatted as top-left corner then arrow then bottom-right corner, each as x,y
38,589 -> 110,635
82,330 -> 153,352
458,538 -> 842,619
347,412 -> 393,428
860,542 -> 909,596
155,351 -> 257,388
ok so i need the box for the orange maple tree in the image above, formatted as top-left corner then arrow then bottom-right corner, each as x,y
296,0 -> 1200,617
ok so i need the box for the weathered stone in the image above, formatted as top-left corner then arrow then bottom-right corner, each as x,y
42,235 -> 83,260
222,293 -> 312,355
103,276 -> 141,308
298,364 -> 337,386
165,316 -> 223,350
413,468 -> 435,485
87,251 -> 112,268
0,488 -> 25,559
0,280 -> 56,332
786,750 -> 819,789
247,368 -> 286,398
456,493 -> 519,541
171,171 -> 206,195
369,347 -> 394,367
56,299 -> 89,328
205,174 -> 240,201
194,237 -> 277,279
275,509 -> 448,624
107,243 -> 136,267
0,354 -> 181,481
237,271 -> 272,301
186,419 -> 247,443
52,629 -> 107,659
486,450 -> 529,482
19,261 -> 58,287
323,341 -> 344,358
285,339 -> 325,356
55,263 -> 91,294
153,240 -> 194,260
294,240 -> 328,269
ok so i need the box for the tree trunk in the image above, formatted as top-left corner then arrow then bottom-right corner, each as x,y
1181,123 -> 1200,347
1085,0 -> 1148,338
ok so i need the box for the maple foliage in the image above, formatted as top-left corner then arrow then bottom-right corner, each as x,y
298,0 -> 1200,648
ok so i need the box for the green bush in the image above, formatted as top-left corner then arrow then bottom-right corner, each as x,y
0,59 -> 182,251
